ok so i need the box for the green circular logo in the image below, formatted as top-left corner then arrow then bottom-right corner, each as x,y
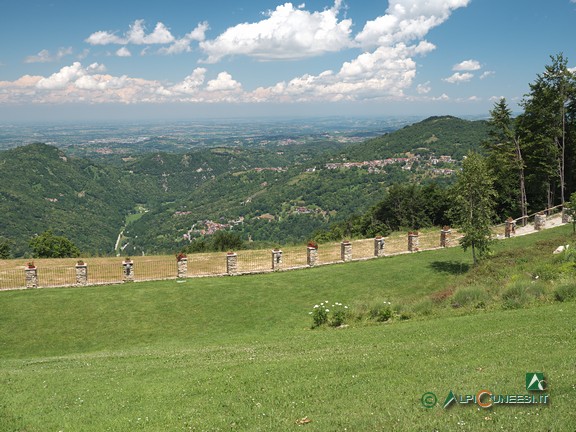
421,392 -> 437,408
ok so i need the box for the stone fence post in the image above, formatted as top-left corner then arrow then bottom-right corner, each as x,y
374,236 -> 385,257
534,213 -> 546,231
226,252 -> 238,275
440,226 -> 451,247
340,241 -> 352,262
504,218 -> 515,238
25,264 -> 38,288
271,249 -> 283,270
408,232 -> 419,252
122,258 -> 134,282
177,256 -> 188,278
307,246 -> 318,267
75,261 -> 88,286
562,208 -> 571,224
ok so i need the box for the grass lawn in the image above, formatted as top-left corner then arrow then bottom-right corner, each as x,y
1,226 -> 575,431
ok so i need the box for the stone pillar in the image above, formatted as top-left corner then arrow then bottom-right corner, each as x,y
177,257 -> 188,278
562,208 -> 571,224
534,213 -> 546,231
340,241 -> 352,262
75,262 -> 88,286
307,246 -> 318,267
374,236 -> 385,257
408,232 -> 419,252
440,226 -> 452,247
226,252 -> 238,274
25,264 -> 38,288
122,258 -> 134,282
271,249 -> 283,270
504,218 -> 515,238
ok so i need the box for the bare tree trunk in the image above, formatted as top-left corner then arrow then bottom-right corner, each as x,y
514,137 -> 528,226
547,182 -> 553,215
558,78 -> 567,205
560,105 -> 566,204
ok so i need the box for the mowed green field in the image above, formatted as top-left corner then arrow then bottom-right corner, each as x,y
1,227 -> 575,431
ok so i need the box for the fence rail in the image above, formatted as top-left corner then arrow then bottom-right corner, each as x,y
0,208 -> 569,291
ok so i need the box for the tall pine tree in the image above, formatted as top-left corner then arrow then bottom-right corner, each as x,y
519,53 -> 576,210
483,98 -> 527,223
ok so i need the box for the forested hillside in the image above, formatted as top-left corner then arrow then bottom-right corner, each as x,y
340,115 -> 489,161
0,144 -> 149,256
0,116 -> 489,257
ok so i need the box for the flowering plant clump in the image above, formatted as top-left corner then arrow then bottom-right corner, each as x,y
309,301 -> 349,328
27,261 -> 35,268
370,301 -> 393,322
329,302 -> 349,327
307,241 -> 319,249
176,252 -> 187,262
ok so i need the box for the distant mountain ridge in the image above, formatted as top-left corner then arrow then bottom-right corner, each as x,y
341,115 -> 489,161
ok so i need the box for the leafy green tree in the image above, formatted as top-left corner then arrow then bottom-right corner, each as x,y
211,230 -> 244,252
29,230 -> 81,258
450,152 -> 496,266
0,237 -> 12,259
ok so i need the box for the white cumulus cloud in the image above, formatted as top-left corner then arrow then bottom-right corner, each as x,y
25,47 -> 73,63
172,68 -> 207,94
86,20 -> 175,45
355,0 -> 470,48
206,72 -> 242,92
199,1 -> 353,63
116,47 -> 132,57
417,81 -> 432,94
159,22 -> 209,55
443,72 -> 474,84
2,1 -> 475,106
453,59 -> 481,71
36,62 -> 90,89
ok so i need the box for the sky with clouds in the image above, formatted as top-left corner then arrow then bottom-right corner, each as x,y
1,0 -> 575,121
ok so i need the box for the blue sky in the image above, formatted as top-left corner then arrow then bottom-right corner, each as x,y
1,0 -> 575,121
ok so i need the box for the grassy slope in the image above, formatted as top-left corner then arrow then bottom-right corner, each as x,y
1,226 -> 575,431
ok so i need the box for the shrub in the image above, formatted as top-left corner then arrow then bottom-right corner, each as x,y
369,301 -> 392,322
310,302 -> 328,328
501,280 -> 543,309
411,298 -> 434,316
553,247 -> 576,264
399,311 -> 412,320
554,282 -> 576,302
531,264 -> 560,281
329,303 -> 349,327
451,286 -> 489,308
